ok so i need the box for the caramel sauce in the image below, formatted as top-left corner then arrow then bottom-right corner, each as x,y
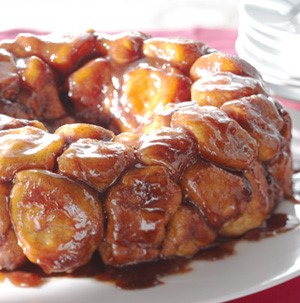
243,213 -> 300,241
2,167 -> 300,289
1,210 -> 298,290
0,31 -> 296,294
73,254 -> 192,290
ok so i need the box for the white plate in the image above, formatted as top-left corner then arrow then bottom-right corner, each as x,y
236,30 -> 300,78
236,39 -> 300,88
238,22 -> 284,51
265,82 -> 300,102
239,0 -> 300,38
0,109 -> 300,303
235,39 -> 300,101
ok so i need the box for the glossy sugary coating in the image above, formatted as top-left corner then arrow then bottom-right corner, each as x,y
0,30 -> 293,272
10,170 -> 103,273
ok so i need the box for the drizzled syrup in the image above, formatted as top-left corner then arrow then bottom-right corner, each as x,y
1,170 -> 300,289
1,210 -> 298,290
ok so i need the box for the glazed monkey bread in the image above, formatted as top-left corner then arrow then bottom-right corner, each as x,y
0,30 -> 292,273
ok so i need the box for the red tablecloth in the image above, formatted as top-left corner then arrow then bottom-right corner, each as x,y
1,27 -> 299,303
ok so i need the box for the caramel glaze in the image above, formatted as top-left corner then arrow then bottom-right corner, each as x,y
0,31 -> 294,288
1,210 -> 298,289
